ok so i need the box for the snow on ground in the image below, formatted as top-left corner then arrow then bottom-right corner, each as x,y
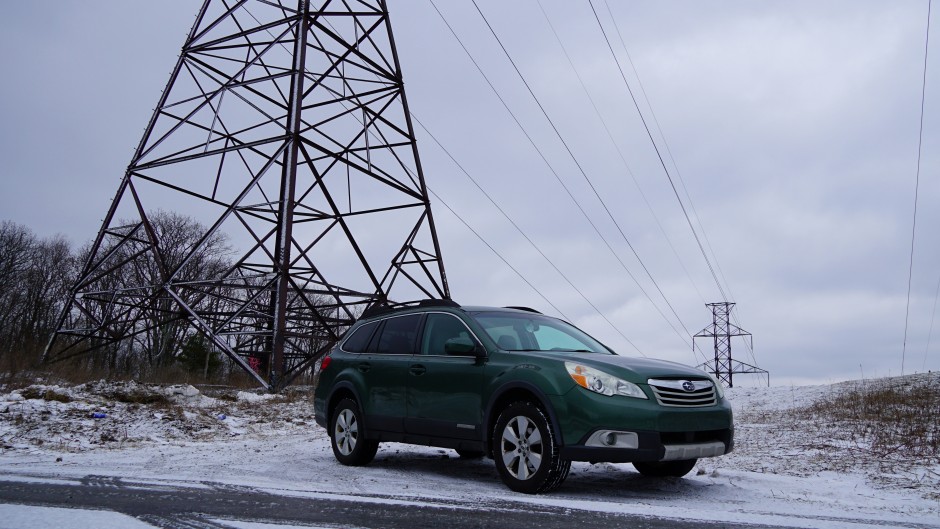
0,376 -> 938,528
0,504 -> 158,529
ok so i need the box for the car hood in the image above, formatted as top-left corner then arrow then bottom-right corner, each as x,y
515,351 -> 707,382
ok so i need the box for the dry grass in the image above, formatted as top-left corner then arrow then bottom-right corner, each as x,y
720,373 -> 940,499
800,375 -> 940,460
788,373 -> 940,497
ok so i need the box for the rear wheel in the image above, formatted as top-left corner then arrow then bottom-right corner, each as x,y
493,401 -> 570,494
330,398 -> 379,466
632,459 -> 697,477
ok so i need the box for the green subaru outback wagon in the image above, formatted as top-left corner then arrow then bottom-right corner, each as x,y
313,300 -> 733,493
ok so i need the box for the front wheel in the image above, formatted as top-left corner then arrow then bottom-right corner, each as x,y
493,401 -> 570,494
632,458 -> 697,477
330,398 -> 379,466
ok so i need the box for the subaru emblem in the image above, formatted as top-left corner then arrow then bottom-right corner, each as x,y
681,380 -> 696,392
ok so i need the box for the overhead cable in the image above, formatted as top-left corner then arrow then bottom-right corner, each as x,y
421,152 -> 645,356
317,13 -> 646,354
425,187 -> 571,323
903,0 -> 932,375
601,0 -> 735,304
597,0 -> 757,364
465,0 -> 700,353
586,0 -> 729,304
413,115 -> 645,354
428,0 -> 698,356
536,0 -> 707,307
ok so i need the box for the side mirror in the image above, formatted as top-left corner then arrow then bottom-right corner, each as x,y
444,336 -> 483,357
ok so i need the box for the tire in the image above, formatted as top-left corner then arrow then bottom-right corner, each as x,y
330,398 -> 379,466
455,449 -> 485,459
632,458 -> 697,478
493,401 -> 570,494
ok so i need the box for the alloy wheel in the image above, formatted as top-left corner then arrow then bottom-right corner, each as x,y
334,408 -> 358,456
500,415 -> 543,480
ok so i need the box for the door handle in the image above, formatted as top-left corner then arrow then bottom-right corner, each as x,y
409,364 -> 426,376
357,362 -> 371,373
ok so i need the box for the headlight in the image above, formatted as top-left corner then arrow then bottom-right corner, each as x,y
565,362 -> 647,399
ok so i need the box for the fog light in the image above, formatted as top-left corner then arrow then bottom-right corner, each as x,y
586,430 -> 638,449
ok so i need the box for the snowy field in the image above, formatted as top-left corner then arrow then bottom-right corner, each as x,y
0,375 -> 938,528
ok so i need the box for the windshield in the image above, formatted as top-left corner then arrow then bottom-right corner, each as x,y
470,312 -> 612,354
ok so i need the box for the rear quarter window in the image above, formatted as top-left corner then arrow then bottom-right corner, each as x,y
342,321 -> 379,353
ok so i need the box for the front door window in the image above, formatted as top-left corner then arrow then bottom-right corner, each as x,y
421,313 -> 474,356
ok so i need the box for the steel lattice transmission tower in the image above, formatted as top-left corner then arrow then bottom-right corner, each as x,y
44,0 -> 449,390
694,302 -> 768,388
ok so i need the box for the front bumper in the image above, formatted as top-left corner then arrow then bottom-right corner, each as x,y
560,426 -> 733,463
551,385 -> 734,463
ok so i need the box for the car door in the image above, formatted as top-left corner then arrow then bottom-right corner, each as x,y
405,312 -> 486,440
361,313 -> 422,435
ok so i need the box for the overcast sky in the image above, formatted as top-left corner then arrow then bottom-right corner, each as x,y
1,1 -> 937,386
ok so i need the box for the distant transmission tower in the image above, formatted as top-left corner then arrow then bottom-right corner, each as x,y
45,0 -> 449,390
694,302 -> 768,387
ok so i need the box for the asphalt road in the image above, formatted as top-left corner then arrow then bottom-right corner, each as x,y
0,476 -> 792,529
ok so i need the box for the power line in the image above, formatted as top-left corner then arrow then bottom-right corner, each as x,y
598,0 -> 757,364
536,0 -> 710,361
601,0 -> 734,304
586,0 -> 729,305
903,0 -> 932,375
413,114 -> 646,355
467,1 -> 699,350
588,0 -> 758,365
427,0 -> 700,357
425,187 -> 569,321
319,7 -> 645,356
535,0 -> 708,307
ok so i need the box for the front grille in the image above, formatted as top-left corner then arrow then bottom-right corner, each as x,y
647,378 -> 717,407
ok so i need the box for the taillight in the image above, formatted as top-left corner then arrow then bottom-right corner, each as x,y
320,356 -> 332,371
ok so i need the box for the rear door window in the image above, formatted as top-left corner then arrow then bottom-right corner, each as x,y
372,314 -> 422,355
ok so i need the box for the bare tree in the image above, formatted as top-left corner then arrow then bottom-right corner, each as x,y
64,211 -> 231,375
0,221 -> 36,369
20,236 -> 74,352
4,213 -> 329,385
0,222 -> 77,376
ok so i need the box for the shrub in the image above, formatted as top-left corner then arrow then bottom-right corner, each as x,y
19,386 -> 72,403
176,334 -> 221,378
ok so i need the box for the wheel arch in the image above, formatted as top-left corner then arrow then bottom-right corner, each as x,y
326,382 -> 363,433
484,382 -> 564,455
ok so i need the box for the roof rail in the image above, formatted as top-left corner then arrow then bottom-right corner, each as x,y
503,306 -> 542,314
361,298 -> 461,319
418,299 -> 461,308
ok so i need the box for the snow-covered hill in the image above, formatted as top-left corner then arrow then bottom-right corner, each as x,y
1,375 -> 938,528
